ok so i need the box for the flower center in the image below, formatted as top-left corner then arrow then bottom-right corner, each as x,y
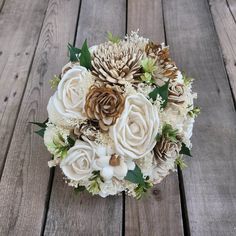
109,154 -> 120,166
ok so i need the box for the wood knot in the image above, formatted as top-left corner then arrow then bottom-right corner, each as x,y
152,188 -> 162,201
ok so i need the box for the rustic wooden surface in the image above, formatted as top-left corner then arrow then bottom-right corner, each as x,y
0,0 -> 236,235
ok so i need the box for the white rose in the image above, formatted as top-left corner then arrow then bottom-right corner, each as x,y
60,140 -> 95,181
110,94 -> 159,159
47,66 -> 93,127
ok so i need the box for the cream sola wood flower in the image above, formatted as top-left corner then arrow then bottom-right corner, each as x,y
60,139 -> 96,181
47,65 -> 94,128
109,93 -> 160,159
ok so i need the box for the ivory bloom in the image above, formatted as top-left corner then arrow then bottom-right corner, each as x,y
110,94 -> 160,159
60,140 -> 95,181
47,66 -> 93,127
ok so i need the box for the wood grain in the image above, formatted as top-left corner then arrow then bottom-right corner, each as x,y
209,0 -> 236,100
43,0 -> 126,235
0,0 -> 80,235
125,1 -> 184,236
163,0 -> 236,235
0,0 -> 49,174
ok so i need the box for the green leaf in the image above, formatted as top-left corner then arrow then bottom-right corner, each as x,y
30,118 -> 48,137
125,165 -> 145,186
148,80 -> 169,108
175,156 -> 187,170
162,123 -> 178,142
107,31 -> 120,44
180,143 -> 192,157
79,39 -> 92,69
35,128 -> 45,138
188,106 -> 201,118
30,119 -> 48,128
67,136 -> 75,147
68,43 -> 81,62
74,185 -> 86,194
141,58 -> 157,73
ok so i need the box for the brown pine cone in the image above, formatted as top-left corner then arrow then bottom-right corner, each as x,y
85,86 -> 125,132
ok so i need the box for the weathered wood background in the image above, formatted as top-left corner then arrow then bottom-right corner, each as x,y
0,0 -> 236,235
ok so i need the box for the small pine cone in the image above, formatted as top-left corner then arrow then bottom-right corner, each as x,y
168,83 -> 185,104
91,41 -> 143,85
74,121 -> 98,141
145,42 -> 178,80
85,86 -> 125,132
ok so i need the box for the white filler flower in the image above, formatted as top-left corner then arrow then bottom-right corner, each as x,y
47,66 -> 93,127
94,144 -> 135,181
60,140 -> 95,181
110,93 -> 159,159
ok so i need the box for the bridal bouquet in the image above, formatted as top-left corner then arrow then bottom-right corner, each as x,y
33,31 -> 199,199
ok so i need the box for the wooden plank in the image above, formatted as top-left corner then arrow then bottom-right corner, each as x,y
125,1 -> 184,235
43,0 -> 126,235
0,0 -> 80,235
163,0 -> 236,235
209,0 -> 236,100
0,0 -> 49,174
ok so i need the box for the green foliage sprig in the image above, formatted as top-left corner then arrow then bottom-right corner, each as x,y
107,31 -> 120,44
68,40 -> 91,69
149,80 -> 169,108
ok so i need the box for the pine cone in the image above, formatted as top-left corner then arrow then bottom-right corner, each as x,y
145,42 -> 178,80
85,86 -> 125,132
91,42 -> 143,85
168,83 -> 185,104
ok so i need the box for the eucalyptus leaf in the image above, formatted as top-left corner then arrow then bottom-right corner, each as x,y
68,43 -> 81,62
125,164 -> 145,186
180,143 -> 192,157
79,39 -> 92,69
74,185 -> 86,194
34,129 -> 45,138
148,80 -> 169,108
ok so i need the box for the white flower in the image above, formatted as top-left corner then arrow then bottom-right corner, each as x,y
94,144 -> 135,181
182,116 -> 194,147
44,125 -> 69,158
98,179 -> 124,197
47,66 -> 94,127
110,94 -> 159,159
136,151 -> 154,177
60,139 -> 95,181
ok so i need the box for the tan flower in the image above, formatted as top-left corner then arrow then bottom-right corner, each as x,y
74,121 -> 98,141
85,86 -> 125,132
91,41 -> 143,85
145,42 -> 178,80
168,83 -> 185,104
154,137 -> 181,163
